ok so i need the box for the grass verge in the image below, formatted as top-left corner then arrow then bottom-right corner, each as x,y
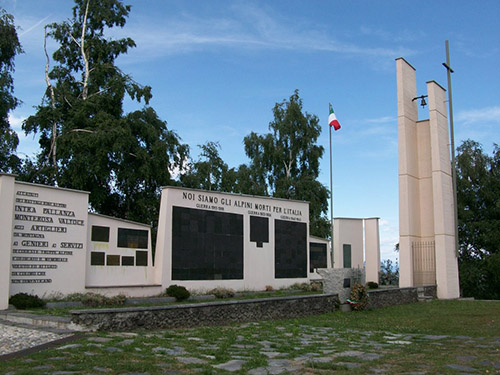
1,300 -> 498,374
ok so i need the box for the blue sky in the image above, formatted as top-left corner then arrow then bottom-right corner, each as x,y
3,0 -> 500,262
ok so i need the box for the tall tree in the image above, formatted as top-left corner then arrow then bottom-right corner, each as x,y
22,0 -> 188,223
181,141 -> 236,192
243,90 -> 330,237
0,7 -> 22,173
456,139 -> 500,299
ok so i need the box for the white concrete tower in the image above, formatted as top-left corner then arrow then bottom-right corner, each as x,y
396,58 -> 460,299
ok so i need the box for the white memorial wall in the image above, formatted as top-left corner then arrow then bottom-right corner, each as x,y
156,187 -> 311,291
10,182 -> 89,297
1,176 -> 380,309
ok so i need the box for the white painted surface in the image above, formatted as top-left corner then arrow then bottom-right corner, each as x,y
85,213 -> 155,287
365,218 -> 380,283
10,182 -> 89,298
0,174 -> 16,310
333,218 -> 364,269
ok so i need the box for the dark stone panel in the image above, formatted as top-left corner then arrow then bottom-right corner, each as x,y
172,206 -> 243,280
343,244 -> 352,268
106,255 -> 120,266
117,228 -> 148,249
274,220 -> 307,278
250,216 -> 269,246
136,250 -> 148,266
122,256 -> 135,266
91,226 -> 109,242
90,251 -> 105,266
309,242 -> 327,272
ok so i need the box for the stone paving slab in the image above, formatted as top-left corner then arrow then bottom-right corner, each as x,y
2,318 -> 500,374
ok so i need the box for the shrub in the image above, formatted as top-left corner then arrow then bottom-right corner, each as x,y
265,285 -> 274,292
349,283 -> 368,311
9,293 -> 46,310
290,282 -> 322,292
310,281 -> 322,292
80,293 -> 126,307
166,284 -> 190,301
290,282 -> 312,291
366,281 -> 379,289
210,287 -> 235,299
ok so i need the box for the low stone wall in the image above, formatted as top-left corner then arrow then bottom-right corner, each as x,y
366,285 -> 438,309
70,293 -> 339,331
366,287 -> 418,309
423,285 -> 437,299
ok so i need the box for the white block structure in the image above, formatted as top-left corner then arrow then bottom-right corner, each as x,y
1,176 -> 377,309
85,213 -> 156,291
155,186 -> 311,291
333,217 -> 380,284
0,174 -> 16,310
364,218 -> 381,284
396,57 -> 460,299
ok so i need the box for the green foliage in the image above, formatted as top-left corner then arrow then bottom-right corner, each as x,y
79,293 -> 126,307
166,284 -> 190,301
0,7 -> 23,173
349,282 -> 368,311
9,293 -> 46,310
366,281 -> 379,289
210,287 -> 235,299
242,90 -> 330,237
456,140 -> 500,299
20,0 -> 188,233
379,259 -> 399,286
181,141 -> 236,192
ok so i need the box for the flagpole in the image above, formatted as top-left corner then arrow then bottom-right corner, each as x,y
329,106 -> 335,268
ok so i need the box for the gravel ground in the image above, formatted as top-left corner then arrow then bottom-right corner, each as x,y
0,322 -> 72,356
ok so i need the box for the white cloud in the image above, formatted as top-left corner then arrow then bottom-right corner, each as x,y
456,106 -> 500,125
8,113 -> 25,132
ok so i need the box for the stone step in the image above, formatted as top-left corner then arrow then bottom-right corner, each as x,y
0,311 -> 86,332
417,295 -> 433,302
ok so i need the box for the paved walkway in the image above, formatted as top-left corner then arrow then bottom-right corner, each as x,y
1,319 -> 499,374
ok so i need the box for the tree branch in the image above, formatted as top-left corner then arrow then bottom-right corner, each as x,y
81,0 -> 90,100
44,26 -> 58,174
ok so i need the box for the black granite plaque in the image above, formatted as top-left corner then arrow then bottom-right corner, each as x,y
172,206 -> 243,280
309,242 -> 328,272
135,250 -> 148,266
250,216 -> 269,247
90,252 -> 105,266
118,228 -> 148,249
106,254 -> 120,266
122,256 -> 135,266
274,219 -> 307,278
91,225 -> 110,242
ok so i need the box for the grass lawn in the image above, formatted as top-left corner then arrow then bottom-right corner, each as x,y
1,300 -> 499,374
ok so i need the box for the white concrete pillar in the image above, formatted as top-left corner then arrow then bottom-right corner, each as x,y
364,218 -> 380,284
427,80 -> 460,299
397,58 -> 419,288
0,174 -> 16,310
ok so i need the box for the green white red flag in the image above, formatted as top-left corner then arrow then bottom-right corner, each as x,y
329,103 -> 341,131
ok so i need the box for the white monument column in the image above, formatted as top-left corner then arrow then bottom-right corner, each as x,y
397,58 -> 419,288
427,81 -> 460,299
364,218 -> 380,284
0,174 -> 16,310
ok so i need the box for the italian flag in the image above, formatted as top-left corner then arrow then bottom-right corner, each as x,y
329,103 -> 341,131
